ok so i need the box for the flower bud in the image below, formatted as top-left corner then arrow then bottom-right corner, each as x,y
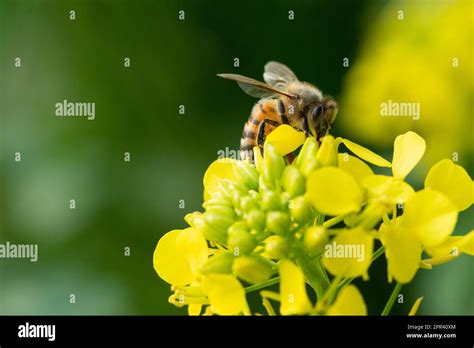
245,210 -> 266,232
316,135 -> 338,167
184,211 -> 204,227
240,195 -> 259,213
202,208 -> 234,244
261,190 -> 281,211
296,137 -> 319,167
289,196 -> 313,223
304,226 -> 328,254
227,224 -> 257,255
262,142 -> 285,189
232,256 -> 273,284
202,196 -> 232,210
264,235 -> 291,259
266,211 -> 291,236
280,191 -> 292,210
232,160 -> 259,190
282,165 -> 306,197
201,252 -> 234,274
217,179 -> 248,202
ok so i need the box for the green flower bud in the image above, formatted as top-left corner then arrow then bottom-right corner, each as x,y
280,191 -> 292,210
232,161 -> 259,190
232,256 -> 273,284
217,179 -> 248,201
202,196 -> 232,210
184,211 -> 204,228
296,137 -> 319,168
264,235 -> 291,259
198,221 -> 228,245
201,251 -> 234,274
240,195 -> 259,213
266,211 -> 291,236
248,190 -> 260,201
289,195 -> 313,223
245,209 -> 266,232
316,135 -> 338,167
304,226 -> 328,254
261,190 -> 281,211
203,208 -> 234,244
227,224 -> 257,255
262,142 -> 285,189
282,165 -> 306,197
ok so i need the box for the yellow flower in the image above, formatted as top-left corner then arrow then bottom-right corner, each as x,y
153,228 -> 208,286
340,138 -> 391,167
265,124 -> 306,155
326,285 -> 367,316
362,175 -> 414,207
401,189 -> 457,247
322,228 -> 374,280
279,259 -> 313,315
203,158 -> 237,201
202,274 -> 248,315
425,159 -> 473,211
338,153 -> 374,184
306,167 -> 364,216
424,230 -> 474,262
379,220 -> 422,283
392,131 -> 426,180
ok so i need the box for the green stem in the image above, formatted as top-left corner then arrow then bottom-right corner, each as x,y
244,277 -> 280,293
381,282 -> 403,316
323,214 -> 347,228
296,250 -> 330,300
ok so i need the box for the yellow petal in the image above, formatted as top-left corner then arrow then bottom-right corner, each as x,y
379,221 -> 422,283
341,138 -> 391,167
188,304 -> 202,316
176,228 -> 209,276
316,135 -> 338,166
408,297 -> 423,316
327,285 -> 367,315
203,159 -> 237,201
279,259 -> 313,315
425,230 -> 474,257
266,125 -> 306,155
362,175 -> 414,206
392,131 -> 426,179
153,230 -> 194,286
322,228 -> 373,279
338,153 -> 374,184
425,159 -> 473,211
202,274 -> 247,315
253,146 -> 264,173
307,167 -> 364,216
401,189 -> 458,247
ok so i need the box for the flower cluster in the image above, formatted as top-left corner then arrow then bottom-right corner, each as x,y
153,125 -> 473,315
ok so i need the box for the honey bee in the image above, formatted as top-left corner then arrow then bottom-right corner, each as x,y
218,61 -> 338,161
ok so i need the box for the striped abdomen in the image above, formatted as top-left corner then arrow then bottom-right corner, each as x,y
240,99 -> 280,161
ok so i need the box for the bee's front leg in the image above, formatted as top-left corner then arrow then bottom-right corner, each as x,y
278,100 -> 290,125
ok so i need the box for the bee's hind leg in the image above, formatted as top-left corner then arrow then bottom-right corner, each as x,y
257,119 -> 281,155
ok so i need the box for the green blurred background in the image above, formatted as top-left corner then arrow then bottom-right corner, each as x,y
0,0 -> 472,315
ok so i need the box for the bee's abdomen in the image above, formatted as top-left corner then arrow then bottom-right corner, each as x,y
240,99 -> 280,161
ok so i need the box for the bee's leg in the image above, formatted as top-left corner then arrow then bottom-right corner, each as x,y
302,116 -> 310,137
257,119 -> 281,155
278,100 -> 290,125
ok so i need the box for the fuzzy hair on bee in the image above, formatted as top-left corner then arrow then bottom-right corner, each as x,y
218,61 -> 338,161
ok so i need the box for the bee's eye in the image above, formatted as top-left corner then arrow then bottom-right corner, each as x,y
311,105 -> 323,120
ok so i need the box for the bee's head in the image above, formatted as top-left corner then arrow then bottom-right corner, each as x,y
307,96 -> 338,138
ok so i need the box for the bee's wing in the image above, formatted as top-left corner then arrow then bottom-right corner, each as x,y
217,73 -> 296,99
263,61 -> 298,87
